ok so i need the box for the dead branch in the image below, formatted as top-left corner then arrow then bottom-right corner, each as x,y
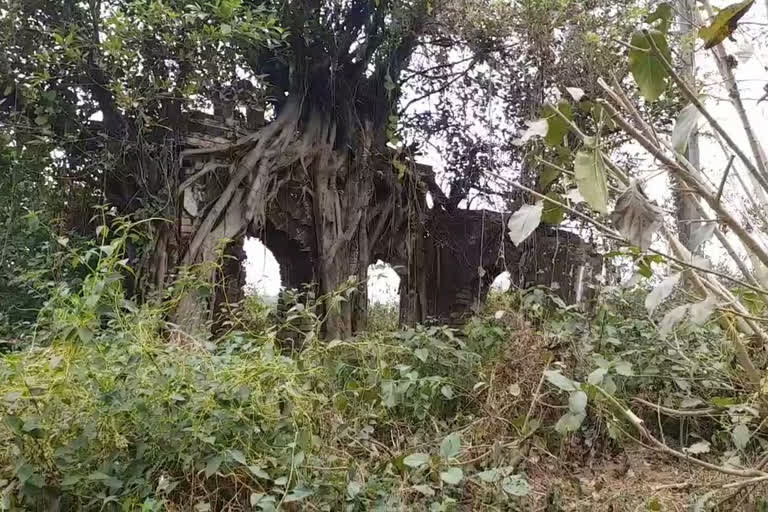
632,397 -> 719,417
596,386 -> 766,478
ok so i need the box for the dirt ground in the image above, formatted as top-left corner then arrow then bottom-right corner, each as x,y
526,446 -> 768,511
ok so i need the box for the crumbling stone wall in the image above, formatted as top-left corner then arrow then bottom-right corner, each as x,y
397,208 -> 600,327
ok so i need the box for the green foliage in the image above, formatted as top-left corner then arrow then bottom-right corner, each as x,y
542,102 -> 574,147
0,226 -> 516,509
0,317 -> 489,508
1,218 -> 764,510
367,303 -> 400,333
628,29 -> 671,102
646,3 -> 674,33
3,0 -> 285,117
574,148 -> 608,213
541,192 -> 565,225
699,0 -> 755,49
539,165 -> 562,190
0,139 -> 69,336
546,284 -> 761,457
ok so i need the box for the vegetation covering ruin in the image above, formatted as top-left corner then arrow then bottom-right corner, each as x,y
0,226 -> 767,510
4,0 -> 768,509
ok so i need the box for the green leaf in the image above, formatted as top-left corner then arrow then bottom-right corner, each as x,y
507,202 -> 543,246
733,424 -> 751,450
588,368 -> 607,385
614,360 -> 634,377
77,327 -> 94,343
230,449 -> 246,465
16,464 -> 38,485
568,391 -> 588,414
539,166 -> 561,190
502,474 -> 531,496
440,467 -> 463,485
414,348 -> 428,362
13,417 -> 32,434
477,469 -> 501,483
204,455 -> 223,478
699,0 -> 755,49
629,29 -> 671,102
543,370 -> 579,392
574,149 -> 608,213
346,481 -> 362,499
21,418 -> 43,437
646,3 -> 674,33
542,103 -> 573,147
591,103 -> 617,131
380,380 -> 397,408
555,411 -> 586,434
440,432 -> 461,459
412,484 -> 435,496
61,475 -> 82,486
248,466 -> 271,480
403,453 -> 430,468
250,493 -> 276,509
283,486 -> 313,502
541,192 -> 565,225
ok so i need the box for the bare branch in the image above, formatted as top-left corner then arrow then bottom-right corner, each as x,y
642,29 -> 768,197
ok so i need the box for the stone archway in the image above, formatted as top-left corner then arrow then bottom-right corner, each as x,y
367,260 -> 401,331
490,271 -> 512,293
368,260 -> 401,306
243,237 -> 281,301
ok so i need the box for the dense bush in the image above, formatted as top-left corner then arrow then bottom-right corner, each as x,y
1,224 -> 766,511
0,227 -> 507,510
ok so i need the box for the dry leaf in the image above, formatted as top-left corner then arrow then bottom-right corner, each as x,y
610,180 -> 664,250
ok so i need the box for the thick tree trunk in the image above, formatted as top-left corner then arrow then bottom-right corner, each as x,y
174,99 -> 376,339
312,153 -> 373,339
212,235 -> 246,334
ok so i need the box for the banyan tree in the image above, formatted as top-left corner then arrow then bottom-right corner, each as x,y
1,0 -> 611,338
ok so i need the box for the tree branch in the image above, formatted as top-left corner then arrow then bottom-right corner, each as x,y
642,29 -> 768,197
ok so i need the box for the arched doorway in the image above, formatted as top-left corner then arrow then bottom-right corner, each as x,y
490,270 -> 512,293
243,237 -> 282,304
367,260 -> 400,331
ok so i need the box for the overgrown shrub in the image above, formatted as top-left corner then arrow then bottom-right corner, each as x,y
1,220 -> 765,511
0,227 -> 513,510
